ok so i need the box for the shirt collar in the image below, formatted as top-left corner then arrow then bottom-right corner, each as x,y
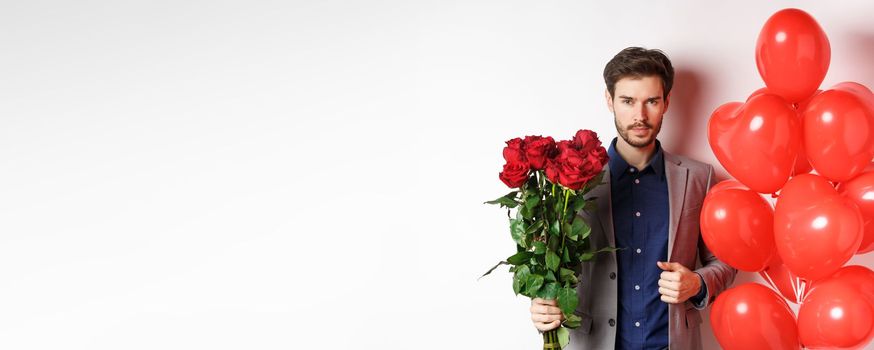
607,137 -> 665,180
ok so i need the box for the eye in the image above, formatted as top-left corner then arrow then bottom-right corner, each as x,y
648,99 -> 659,105
622,99 -> 633,105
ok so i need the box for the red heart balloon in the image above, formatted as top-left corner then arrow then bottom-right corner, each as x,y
756,8 -> 830,103
798,269 -> 874,349
837,171 -> 874,254
803,82 -> 874,182
748,88 -> 815,176
708,94 -> 802,193
711,283 -> 801,350
774,174 -> 863,281
701,180 -> 776,271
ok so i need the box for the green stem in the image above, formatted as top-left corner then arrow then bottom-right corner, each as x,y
561,189 -> 570,252
543,328 -> 560,349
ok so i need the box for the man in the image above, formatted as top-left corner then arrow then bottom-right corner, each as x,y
529,47 -> 736,349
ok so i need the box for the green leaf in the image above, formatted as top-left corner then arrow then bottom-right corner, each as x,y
524,195 -> 540,209
478,260 -> 509,280
571,196 -> 587,213
578,252 -> 595,261
507,251 -> 531,265
557,327 -> 570,347
525,274 -> 544,296
563,313 -> 582,329
519,205 -> 533,220
533,241 -> 546,255
569,219 -> 589,239
525,220 -> 544,236
537,282 -> 559,299
579,221 -> 592,241
513,272 -> 523,295
546,250 -> 560,272
510,217 -> 527,247
560,267 -> 579,285
562,246 -> 571,263
513,265 -> 531,295
545,271 -> 557,282
485,192 -> 519,208
549,219 -> 560,237
557,287 -> 579,315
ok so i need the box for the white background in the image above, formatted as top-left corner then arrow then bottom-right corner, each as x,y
2,1 -> 873,349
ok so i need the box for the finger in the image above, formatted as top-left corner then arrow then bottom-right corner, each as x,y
544,305 -> 562,315
661,294 -> 679,304
658,279 -> 680,290
532,313 -> 561,323
549,320 -> 561,329
530,304 -> 563,315
658,261 -> 688,272
535,320 -> 561,332
659,286 -> 679,298
533,298 -> 559,307
660,271 -> 680,282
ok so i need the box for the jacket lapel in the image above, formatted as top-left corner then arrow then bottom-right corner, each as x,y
664,153 -> 688,261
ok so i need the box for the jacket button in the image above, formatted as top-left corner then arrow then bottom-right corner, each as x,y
608,319 -> 616,327
609,272 -> 616,280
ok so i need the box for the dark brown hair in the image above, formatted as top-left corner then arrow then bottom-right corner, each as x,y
603,47 -> 674,100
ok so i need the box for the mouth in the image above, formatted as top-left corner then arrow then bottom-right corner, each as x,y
630,127 -> 650,136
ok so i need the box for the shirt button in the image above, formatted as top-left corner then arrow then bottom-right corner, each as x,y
609,272 -> 616,280
629,168 -> 636,173
634,179 -> 640,184
636,248 -> 642,254
609,319 -> 616,327
634,321 -> 641,327
635,212 -> 641,217
634,285 -> 640,290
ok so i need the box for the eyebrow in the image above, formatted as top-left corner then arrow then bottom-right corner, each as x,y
618,95 -> 662,101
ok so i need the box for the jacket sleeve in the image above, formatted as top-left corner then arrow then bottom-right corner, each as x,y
692,165 -> 737,310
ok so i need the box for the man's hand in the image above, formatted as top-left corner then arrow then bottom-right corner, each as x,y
657,261 -> 702,304
530,298 -> 564,332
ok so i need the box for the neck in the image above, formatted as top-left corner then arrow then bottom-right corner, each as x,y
615,138 -> 657,170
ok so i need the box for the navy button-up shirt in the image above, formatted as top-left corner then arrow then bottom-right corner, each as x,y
608,138 -> 706,350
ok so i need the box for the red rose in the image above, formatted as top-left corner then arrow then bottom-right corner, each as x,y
556,148 -> 598,190
523,135 -> 556,170
544,130 -> 609,190
573,129 -> 602,155
587,146 -> 609,169
545,158 -> 560,185
503,138 -> 526,163
500,160 -> 530,188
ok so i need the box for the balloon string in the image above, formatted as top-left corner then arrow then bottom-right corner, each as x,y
799,279 -> 807,304
761,269 -> 778,292
791,276 -> 801,303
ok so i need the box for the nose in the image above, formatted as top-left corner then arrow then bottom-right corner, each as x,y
634,102 -> 648,122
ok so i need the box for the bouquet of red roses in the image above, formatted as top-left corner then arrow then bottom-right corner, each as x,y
482,130 -> 610,349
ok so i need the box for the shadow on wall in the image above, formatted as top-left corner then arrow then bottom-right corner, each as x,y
659,68 -> 714,166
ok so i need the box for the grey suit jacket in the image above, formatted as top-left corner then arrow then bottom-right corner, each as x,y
567,151 -> 737,349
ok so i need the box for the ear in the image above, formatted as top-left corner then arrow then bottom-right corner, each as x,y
605,89 -> 615,114
663,91 -> 671,114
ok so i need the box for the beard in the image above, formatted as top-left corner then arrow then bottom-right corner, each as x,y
614,115 -> 661,148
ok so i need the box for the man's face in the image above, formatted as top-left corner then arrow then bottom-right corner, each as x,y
606,75 -> 669,148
